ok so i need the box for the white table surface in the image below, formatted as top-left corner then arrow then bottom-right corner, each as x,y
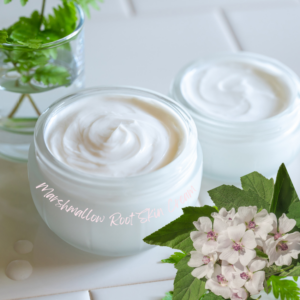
1,0 -> 300,299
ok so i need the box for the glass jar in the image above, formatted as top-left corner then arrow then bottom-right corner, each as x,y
0,4 -> 85,162
170,52 -> 300,182
27,87 -> 203,257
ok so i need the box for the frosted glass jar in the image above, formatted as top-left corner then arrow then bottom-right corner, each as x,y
28,87 -> 203,256
171,52 -> 300,182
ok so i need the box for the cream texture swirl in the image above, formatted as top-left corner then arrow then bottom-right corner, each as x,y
46,96 -> 185,177
181,62 -> 291,122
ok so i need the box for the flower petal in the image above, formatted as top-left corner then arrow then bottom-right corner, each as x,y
245,280 -> 259,296
239,248 -> 256,266
249,259 -> 266,273
205,280 -> 232,299
248,271 -> 265,295
199,217 -> 212,232
220,247 -> 239,264
228,223 -> 246,242
241,230 -> 257,249
279,214 -> 296,234
202,240 -> 217,255
270,213 -> 278,234
254,209 -> 272,225
238,206 -> 257,223
188,251 -> 204,268
214,218 -> 228,234
191,265 -> 208,279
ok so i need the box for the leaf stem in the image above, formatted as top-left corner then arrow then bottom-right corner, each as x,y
39,0 -> 46,30
27,94 -> 41,116
8,94 -> 26,118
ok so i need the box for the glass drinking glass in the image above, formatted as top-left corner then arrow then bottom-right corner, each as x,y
0,3 -> 85,162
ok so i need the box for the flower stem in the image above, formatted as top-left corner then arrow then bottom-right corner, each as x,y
27,94 -> 41,116
7,94 -> 26,118
39,0 -> 46,30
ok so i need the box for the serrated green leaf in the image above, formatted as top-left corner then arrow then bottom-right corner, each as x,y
255,249 -> 268,259
208,185 -> 270,212
143,206 -> 217,253
68,0 -> 103,18
0,30 -> 8,44
200,292 -> 224,300
173,256 -> 206,300
280,264 -> 300,277
241,171 -> 274,206
162,292 -> 173,300
287,202 -> 300,228
162,252 -> 187,264
34,65 -> 70,86
267,276 -> 300,300
270,164 -> 299,218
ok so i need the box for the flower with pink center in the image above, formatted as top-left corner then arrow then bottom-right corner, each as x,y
232,259 -> 266,296
265,214 -> 300,266
188,248 -> 218,279
217,223 -> 257,266
206,264 -> 236,299
212,208 -> 236,225
235,207 -> 273,240
191,217 -> 228,255
231,289 -> 248,300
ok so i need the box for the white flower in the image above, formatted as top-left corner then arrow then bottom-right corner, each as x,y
188,248 -> 218,279
212,208 -> 236,225
191,217 -> 228,255
235,207 -> 273,240
231,288 -> 248,300
232,259 -> 266,296
205,264 -> 235,299
217,223 -> 257,266
270,213 -> 296,237
266,232 -> 300,266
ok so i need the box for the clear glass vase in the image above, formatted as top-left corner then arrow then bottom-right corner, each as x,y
0,4 -> 85,162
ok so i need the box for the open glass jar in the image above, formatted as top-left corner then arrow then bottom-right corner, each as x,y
28,87 -> 203,256
171,52 -> 300,182
0,4 -> 85,162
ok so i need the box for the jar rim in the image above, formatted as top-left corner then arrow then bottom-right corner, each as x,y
33,86 -> 198,187
0,4 -> 84,50
170,52 -> 300,129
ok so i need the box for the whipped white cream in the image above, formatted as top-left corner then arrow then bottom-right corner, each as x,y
181,62 -> 291,122
46,96 -> 185,177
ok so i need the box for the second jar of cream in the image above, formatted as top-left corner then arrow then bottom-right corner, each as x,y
171,52 -> 300,181
28,87 -> 203,256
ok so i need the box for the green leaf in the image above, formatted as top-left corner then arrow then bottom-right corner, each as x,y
241,171 -> 274,206
4,0 -> 12,3
200,293 -> 224,300
68,0 -> 103,18
270,164 -> 299,218
162,292 -> 173,300
255,249 -> 268,259
287,202 -> 300,228
293,276 -> 298,282
173,255 -> 206,300
162,252 -> 187,264
143,206 -> 217,253
0,30 -> 8,44
208,185 -> 270,212
267,276 -> 300,300
44,1 -> 77,39
280,264 -> 300,276
34,65 -> 70,86
20,0 -> 28,5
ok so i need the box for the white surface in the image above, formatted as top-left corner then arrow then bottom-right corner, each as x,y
21,291 -> 90,300
1,0 -> 300,299
90,280 -> 174,300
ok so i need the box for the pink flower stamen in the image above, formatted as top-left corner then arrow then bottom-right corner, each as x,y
277,241 -> 288,251
240,272 -> 250,280
207,231 -> 218,241
232,241 -> 243,251
248,221 -> 256,229
274,233 -> 282,240
202,256 -> 210,264
217,274 -> 228,286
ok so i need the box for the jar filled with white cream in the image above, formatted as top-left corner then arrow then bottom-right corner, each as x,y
171,52 -> 300,182
28,87 -> 202,256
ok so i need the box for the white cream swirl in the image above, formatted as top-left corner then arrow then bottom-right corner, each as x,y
46,96 -> 185,177
181,62 -> 290,122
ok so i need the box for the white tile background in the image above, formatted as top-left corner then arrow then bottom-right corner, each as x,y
1,0 -> 300,299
